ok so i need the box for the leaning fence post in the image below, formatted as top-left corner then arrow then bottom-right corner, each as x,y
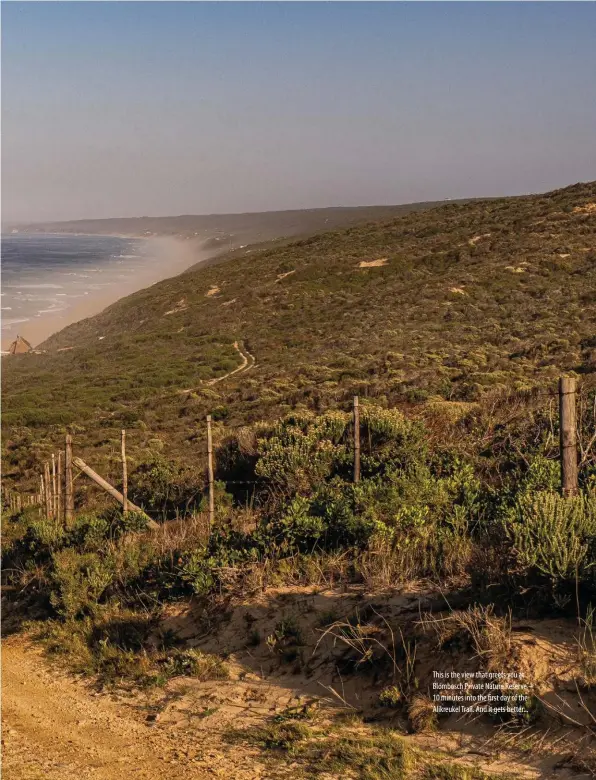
72,456 -> 157,527
65,434 -> 74,525
353,396 -> 361,483
206,415 -> 215,531
559,376 -> 579,498
121,429 -> 128,513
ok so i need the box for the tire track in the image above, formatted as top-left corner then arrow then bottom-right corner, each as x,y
206,340 -> 255,385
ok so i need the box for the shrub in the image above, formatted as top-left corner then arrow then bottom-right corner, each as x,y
251,720 -> 312,752
379,685 -> 402,708
70,514 -> 110,550
24,517 -> 67,552
505,490 -> 596,587
160,648 -> 229,681
129,452 -> 204,519
177,551 -> 215,596
50,549 -> 114,618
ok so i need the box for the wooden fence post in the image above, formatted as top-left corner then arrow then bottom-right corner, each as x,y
44,462 -> 52,520
121,429 -> 128,513
57,450 -> 62,522
65,434 -> 74,525
353,396 -> 361,483
206,415 -> 215,531
559,376 -> 579,497
52,453 -> 57,518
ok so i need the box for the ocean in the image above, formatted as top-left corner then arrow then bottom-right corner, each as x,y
1,233 -> 203,350
1,233 -> 149,341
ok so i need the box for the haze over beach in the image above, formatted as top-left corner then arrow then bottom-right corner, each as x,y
0,235 -> 204,349
2,3 -> 596,780
3,2 -> 595,350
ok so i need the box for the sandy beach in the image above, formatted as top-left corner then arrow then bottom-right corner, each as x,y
2,236 -> 209,350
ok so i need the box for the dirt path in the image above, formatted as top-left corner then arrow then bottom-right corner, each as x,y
1,638 -> 262,780
178,340 -> 256,395
207,340 -> 255,385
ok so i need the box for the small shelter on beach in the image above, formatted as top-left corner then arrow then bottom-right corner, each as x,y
7,335 -> 32,355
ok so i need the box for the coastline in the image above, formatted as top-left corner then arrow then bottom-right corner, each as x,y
1,235 -> 210,351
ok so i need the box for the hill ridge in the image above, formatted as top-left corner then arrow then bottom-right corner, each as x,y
2,180 -> 595,475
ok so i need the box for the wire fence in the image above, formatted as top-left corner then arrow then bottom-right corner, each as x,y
3,376 -> 594,521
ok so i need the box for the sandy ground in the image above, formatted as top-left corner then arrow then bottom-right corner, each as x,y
2,237 -> 211,350
1,638 -> 265,780
2,584 -> 595,780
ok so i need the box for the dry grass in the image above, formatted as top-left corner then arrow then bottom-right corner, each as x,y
407,694 -> 438,733
419,605 -> 513,672
578,605 -> 596,687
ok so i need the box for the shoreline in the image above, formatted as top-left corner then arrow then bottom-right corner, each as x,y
1,235 -> 211,350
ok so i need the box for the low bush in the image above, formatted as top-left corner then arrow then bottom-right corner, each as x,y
504,490 -> 596,599
50,548 -> 114,618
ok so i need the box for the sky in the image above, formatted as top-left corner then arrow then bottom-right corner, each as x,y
2,2 -> 596,223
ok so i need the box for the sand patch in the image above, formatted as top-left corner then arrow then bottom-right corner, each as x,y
222,299 -> 237,307
558,253 -> 571,259
358,258 -> 388,268
448,287 -> 467,295
206,286 -> 221,297
276,270 -> 296,282
468,233 -> 491,246
153,584 -> 595,775
573,202 -> 596,214
505,266 -> 526,273
164,298 -> 187,316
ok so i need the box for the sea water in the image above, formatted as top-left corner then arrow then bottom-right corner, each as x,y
1,233 -> 150,342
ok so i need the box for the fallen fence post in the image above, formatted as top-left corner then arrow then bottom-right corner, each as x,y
353,396 -> 361,483
559,376 -> 579,497
73,456 -> 158,529
206,415 -> 215,532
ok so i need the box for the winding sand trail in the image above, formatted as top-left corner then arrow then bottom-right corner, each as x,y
178,340 -> 256,395
207,340 -> 256,385
1,638 -> 261,780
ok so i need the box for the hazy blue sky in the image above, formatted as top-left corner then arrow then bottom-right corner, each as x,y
2,2 -> 595,222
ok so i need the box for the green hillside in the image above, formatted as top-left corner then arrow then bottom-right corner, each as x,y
2,184 -> 596,754
2,181 -> 595,483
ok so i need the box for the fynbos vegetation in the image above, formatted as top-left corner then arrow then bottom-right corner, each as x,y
2,183 -> 596,776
